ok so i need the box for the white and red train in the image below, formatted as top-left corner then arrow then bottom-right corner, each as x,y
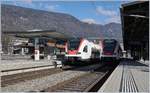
63,38 -> 122,65
63,38 -> 101,65
100,39 -> 123,63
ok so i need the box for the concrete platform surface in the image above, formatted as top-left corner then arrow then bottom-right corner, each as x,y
99,59 -> 149,92
1,59 -> 61,71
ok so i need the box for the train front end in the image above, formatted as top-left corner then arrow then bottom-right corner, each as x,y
100,39 -> 119,63
63,38 -> 85,65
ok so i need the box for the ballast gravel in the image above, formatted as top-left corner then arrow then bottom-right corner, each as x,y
2,64 -> 102,92
2,70 -> 87,92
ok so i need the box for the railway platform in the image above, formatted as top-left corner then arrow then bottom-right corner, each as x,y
1,59 -> 62,76
98,59 -> 149,92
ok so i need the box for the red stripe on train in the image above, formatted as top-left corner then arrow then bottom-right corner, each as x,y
68,50 -> 78,55
67,38 -> 84,55
104,52 -> 113,55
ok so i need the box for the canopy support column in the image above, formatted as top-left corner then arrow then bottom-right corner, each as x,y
34,38 -> 40,61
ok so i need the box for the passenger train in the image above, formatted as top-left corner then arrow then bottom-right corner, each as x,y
100,39 -> 123,63
63,38 -> 101,65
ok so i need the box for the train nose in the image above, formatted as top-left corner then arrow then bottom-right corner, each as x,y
68,50 -> 78,55
104,52 -> 113,55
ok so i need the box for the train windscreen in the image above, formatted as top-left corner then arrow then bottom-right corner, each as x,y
68,39 -> 80,50
103,39 -> 117,53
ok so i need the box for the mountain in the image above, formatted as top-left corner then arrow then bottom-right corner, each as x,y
103,23 -> 122,41
1,4 -> 122,41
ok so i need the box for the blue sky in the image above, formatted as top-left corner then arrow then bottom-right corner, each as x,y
1,0 -> 130,25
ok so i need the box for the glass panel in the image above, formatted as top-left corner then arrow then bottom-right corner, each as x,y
68,39 -> 80,50
103,39 -> 117,52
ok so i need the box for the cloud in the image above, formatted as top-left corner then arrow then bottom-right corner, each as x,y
96,6 -> 121,24
105,16 -> 121,24
82,18 -> 97,24
96,6 -> 117,17
13,2 -> 17,6
22,0 -> 32,3
45,5 -> 59,12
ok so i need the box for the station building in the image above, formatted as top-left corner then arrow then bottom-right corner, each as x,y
1,5 -> 71,60
2,30 -> 69,60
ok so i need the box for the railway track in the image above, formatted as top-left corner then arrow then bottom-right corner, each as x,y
42,63 -> 118,92
1,63 -> 103,87
1,68 -> 63,87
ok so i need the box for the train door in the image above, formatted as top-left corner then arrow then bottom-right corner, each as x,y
82,45 -> 91,60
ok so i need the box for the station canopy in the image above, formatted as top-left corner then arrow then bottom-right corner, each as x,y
3,29 -> 72,42
1,4 -> 72,43
120,1 -> 149,50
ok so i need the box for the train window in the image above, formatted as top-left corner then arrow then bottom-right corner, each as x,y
68,39 -> 80,50
103,40 -> 117,52
83,46 -> 88,52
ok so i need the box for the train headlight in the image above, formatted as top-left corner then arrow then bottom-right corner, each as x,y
114,53 -> 117,55
77,52 -> 81,54
65,56 -> 68,60
77,57 -> 81,60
